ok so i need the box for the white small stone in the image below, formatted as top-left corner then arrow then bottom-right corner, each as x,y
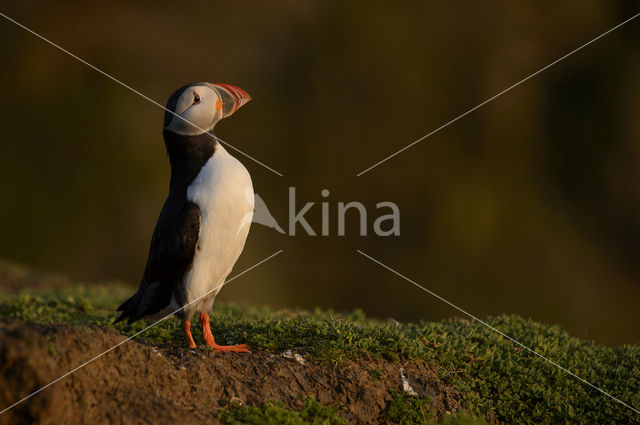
282,350 -> 306,365
400,367 -> 418,396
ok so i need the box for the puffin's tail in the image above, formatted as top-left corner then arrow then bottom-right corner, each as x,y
116,298 -> 131,313
113,295 -> 137,324
113,282 -> 166,324
113,312 -> 127,324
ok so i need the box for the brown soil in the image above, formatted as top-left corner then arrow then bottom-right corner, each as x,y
0,319 -> 464,425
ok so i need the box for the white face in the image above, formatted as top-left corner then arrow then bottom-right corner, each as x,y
165,85 -> 223,135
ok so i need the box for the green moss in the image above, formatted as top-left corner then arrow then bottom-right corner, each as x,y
436,413 -> 489,425
46,340 -> 56,356
382,390 -> 432,424
218,397 -> 348,425
381,391 -> 489,425
1,285 -> 640,425
365,366 -> 383,381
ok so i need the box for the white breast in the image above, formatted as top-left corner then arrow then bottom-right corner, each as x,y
183,145 -> 254,311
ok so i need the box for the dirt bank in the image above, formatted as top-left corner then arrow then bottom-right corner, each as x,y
0,319 -> 463,425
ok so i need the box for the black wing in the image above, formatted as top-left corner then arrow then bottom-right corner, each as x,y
115,199 -> 200,323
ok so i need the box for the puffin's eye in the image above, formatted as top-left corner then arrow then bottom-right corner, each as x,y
193,92 -> 201,104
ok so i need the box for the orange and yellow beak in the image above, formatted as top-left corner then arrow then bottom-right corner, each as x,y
212,83 -> 252,118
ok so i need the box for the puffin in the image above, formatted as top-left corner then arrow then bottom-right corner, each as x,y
115,82 -> 254,352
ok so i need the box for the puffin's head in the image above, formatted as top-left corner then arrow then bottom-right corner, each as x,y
163,82 -> 251,136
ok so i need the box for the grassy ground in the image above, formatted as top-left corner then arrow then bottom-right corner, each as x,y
1,284 -> 639,424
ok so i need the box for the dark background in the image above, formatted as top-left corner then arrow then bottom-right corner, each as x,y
1,1 -> 639,345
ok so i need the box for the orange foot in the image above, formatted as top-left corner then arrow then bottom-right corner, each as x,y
200,312 -> 251,353
182,319 -> 197,349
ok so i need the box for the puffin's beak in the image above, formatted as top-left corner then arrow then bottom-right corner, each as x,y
212,83 -> 252,118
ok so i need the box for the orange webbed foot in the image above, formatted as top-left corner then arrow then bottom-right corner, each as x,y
208,343 -> 251,353
200,312 -> 251,353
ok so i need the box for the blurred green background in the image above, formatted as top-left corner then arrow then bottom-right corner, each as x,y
1,1 -> 639,345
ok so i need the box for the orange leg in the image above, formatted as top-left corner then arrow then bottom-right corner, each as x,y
183,319 -> 197,349
200,312 -> 251,353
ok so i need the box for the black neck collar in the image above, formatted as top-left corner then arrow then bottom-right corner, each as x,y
163,130 -> 217,193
